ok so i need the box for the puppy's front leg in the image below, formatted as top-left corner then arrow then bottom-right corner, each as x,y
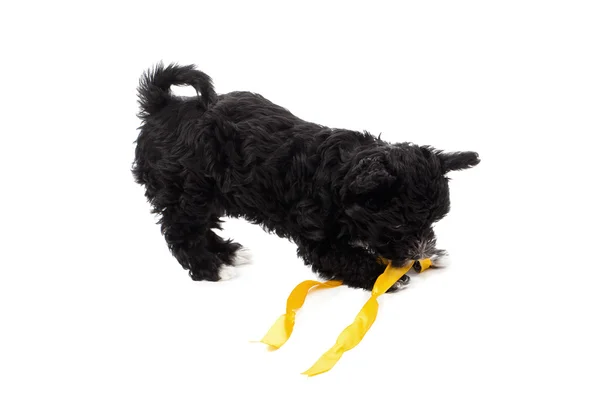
296,240 -> 408,292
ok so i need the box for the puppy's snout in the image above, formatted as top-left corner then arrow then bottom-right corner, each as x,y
410,240 -> 432,260
408,230 -> 437,260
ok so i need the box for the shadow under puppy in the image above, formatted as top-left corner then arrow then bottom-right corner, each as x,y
133,63 -> 480,292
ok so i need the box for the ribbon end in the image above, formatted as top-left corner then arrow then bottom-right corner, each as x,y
255,314 -> 293,350
301,369 -> 320,377
301,364 -> 333,377
249,339 -> 281,349
301,350 -> 344,377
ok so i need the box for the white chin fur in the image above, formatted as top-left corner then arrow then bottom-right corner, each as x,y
218,266 -> 238,281
230,247 -> 253,266
431,253 -> 451,268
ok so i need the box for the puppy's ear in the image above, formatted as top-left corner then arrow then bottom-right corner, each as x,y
438,151 -> 480,173
347,156 -> 395,194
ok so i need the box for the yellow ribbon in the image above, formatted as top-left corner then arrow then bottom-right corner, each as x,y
416,257 -> 432,273
258,258 -> 432,376
302,260 -> 417,376
259,279 -> 342,349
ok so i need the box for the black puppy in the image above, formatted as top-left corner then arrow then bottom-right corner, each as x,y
133,63 -> 479,291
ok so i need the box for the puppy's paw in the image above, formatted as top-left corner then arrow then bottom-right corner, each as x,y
230,246 -> 253,267
431,250 -> 451,268
218,266 -> 238,281
389,274 -> 411,293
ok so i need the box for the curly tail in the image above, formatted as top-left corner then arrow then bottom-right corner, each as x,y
137,62 -> 217,118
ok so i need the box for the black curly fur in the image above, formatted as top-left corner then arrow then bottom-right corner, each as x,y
132,62 -> 480,291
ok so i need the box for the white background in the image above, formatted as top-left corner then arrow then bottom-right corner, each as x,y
1,1 -> 599,399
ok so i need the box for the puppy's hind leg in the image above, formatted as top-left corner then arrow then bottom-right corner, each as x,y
207,219 -> 252,268
158,201 -> 240,282
229,246 -> 253,267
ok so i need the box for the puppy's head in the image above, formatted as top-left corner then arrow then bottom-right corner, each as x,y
341,143 -> 479,266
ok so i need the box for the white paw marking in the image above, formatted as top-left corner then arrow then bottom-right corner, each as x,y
218,266 -> 237,281
392,280 -> 410,291
231,247 -> 253,266
431,253 -> 451,268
